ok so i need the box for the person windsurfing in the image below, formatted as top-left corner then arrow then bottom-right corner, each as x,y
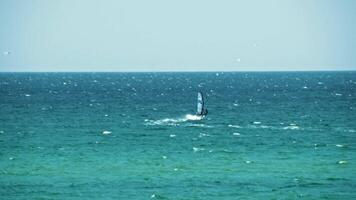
196,92 -> 208,117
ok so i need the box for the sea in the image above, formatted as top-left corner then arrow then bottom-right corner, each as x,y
0,72 -> 355,199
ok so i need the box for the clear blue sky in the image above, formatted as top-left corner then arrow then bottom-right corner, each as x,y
0,0 -> 355,72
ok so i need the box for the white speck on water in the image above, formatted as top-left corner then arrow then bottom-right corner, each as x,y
102,131 -> 112,135
233,132 -> 241,136
253,121 -> 261,125
338,160 -> 347,164
193,147 -> 204,152
335,93 -> 342,96
303,86 -> 308,89
25,94 -> 31,97
3,51 -> 10,55
173,168 -> 178,171
169,134 -> 176,138
336,144 -> 344,148
245,160 -> 252,164
199,133 -> 209,138
104,114 -> 109,117
162,156 -> 167,159
0,130 -> 4,134
233,103 -> 239,106
228,124 -> 241,128
151,194 -> 156,198
9,157 -> 14,160
283,125 -> 300,130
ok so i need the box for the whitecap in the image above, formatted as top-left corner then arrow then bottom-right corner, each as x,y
233,132 -> 241,136
283,126 -> 299,130
253,121 -> 261,125
283,125 -> 300,130
193,147 -> 204,152
188,124 -> 213,128
102,131 -> 112,135
169,134 -> 176,138
24,94 -> 31,97
199,133 -> 210,137
338,160 -> 347,164
144,114 -> 205,126
228,124 -> 241,128
185,114 -> 203,121
260,125 -> 270,129
336,144 -> 344,148
144,118 -> 183,126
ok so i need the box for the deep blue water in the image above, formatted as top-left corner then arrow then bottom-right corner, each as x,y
0,72 -> 355,199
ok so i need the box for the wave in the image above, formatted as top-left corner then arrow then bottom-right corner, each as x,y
226,123 -> 342,132
227,123 -> 302,131
144,114 -> 204,126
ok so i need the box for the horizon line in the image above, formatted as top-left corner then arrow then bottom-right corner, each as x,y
0,69 -> 355,73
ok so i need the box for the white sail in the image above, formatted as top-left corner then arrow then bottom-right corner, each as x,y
197,92 -> 204,115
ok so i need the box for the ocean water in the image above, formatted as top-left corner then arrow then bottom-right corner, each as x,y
0,72 -> 355,199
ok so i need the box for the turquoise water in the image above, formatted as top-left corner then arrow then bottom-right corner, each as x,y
0,72 -> 355,199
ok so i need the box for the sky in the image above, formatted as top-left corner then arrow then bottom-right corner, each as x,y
0,0 -> 356,72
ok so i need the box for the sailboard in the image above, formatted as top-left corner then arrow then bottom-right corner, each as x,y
196,92 -> 208,117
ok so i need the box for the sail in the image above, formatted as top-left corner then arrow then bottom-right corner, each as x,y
197,92 -> 204,115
